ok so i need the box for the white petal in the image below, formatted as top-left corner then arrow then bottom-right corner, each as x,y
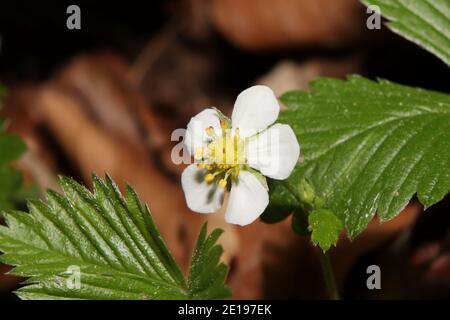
231,85 -> 280,137
247,123 -> 300,180
181,164 -> 224,213
225,171 -> 269,226
184,108 -> 221,156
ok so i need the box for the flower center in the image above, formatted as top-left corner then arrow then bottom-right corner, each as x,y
195,124 -> 247,189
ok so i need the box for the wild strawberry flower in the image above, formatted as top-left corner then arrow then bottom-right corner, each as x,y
181,85 -> 300,226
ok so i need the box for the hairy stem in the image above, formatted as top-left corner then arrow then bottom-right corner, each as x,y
318,250 -> 340,300
283,180 -> 341,299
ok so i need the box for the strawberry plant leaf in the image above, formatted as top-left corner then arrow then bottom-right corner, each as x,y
187,223 -> 231,299
0,174 -> 230,300
0,166 -> 24,210
308,209 -> 343,252
362,0 -> 450,66
277,75 -> 450,239
0,133 -> 27,165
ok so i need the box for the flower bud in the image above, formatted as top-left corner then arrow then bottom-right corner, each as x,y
298,178 -> 315,206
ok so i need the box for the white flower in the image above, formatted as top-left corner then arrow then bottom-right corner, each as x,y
181,85 -> 300,226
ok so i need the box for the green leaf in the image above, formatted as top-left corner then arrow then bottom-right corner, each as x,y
362,0 -> 450,66
187,223 -> 231,299
308,209 -> 343,252
0,174 -> 230,300
0,88 -> 30,211
0,117 -> 35,211
0,166 -> 23,210
0,86 -> 23,162
0,132 -> 27,165
279,75 -> 450,238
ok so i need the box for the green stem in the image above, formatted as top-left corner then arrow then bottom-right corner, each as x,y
283,180 -> 340,299
318,250 -> 340,300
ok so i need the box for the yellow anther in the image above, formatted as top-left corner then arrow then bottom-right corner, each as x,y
204,173 -> 215,183
205,126 -> 215,136
219,179 -> 227,188
194,147 -> 204,160
197,118 -> 245,187
220,119 -> 229,129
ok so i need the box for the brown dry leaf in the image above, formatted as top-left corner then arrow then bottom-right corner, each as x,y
1,86 -> 60,193
54,52 -> 152,150
227,219 -> 308,299
134,38 -> 234,121
211,0 -> 366,50
55,52 -> 185,177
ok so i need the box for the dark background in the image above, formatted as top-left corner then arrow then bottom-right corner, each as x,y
0,1 -> 449,91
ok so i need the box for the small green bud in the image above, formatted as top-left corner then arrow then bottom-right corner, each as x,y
298,178 -> 315,205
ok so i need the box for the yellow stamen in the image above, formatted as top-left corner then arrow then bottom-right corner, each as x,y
220,119 -> 229,129
204,173 -> 215,183
205,126 -> 215,136
195,117 -> 246,188
218,179 -> 227,188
